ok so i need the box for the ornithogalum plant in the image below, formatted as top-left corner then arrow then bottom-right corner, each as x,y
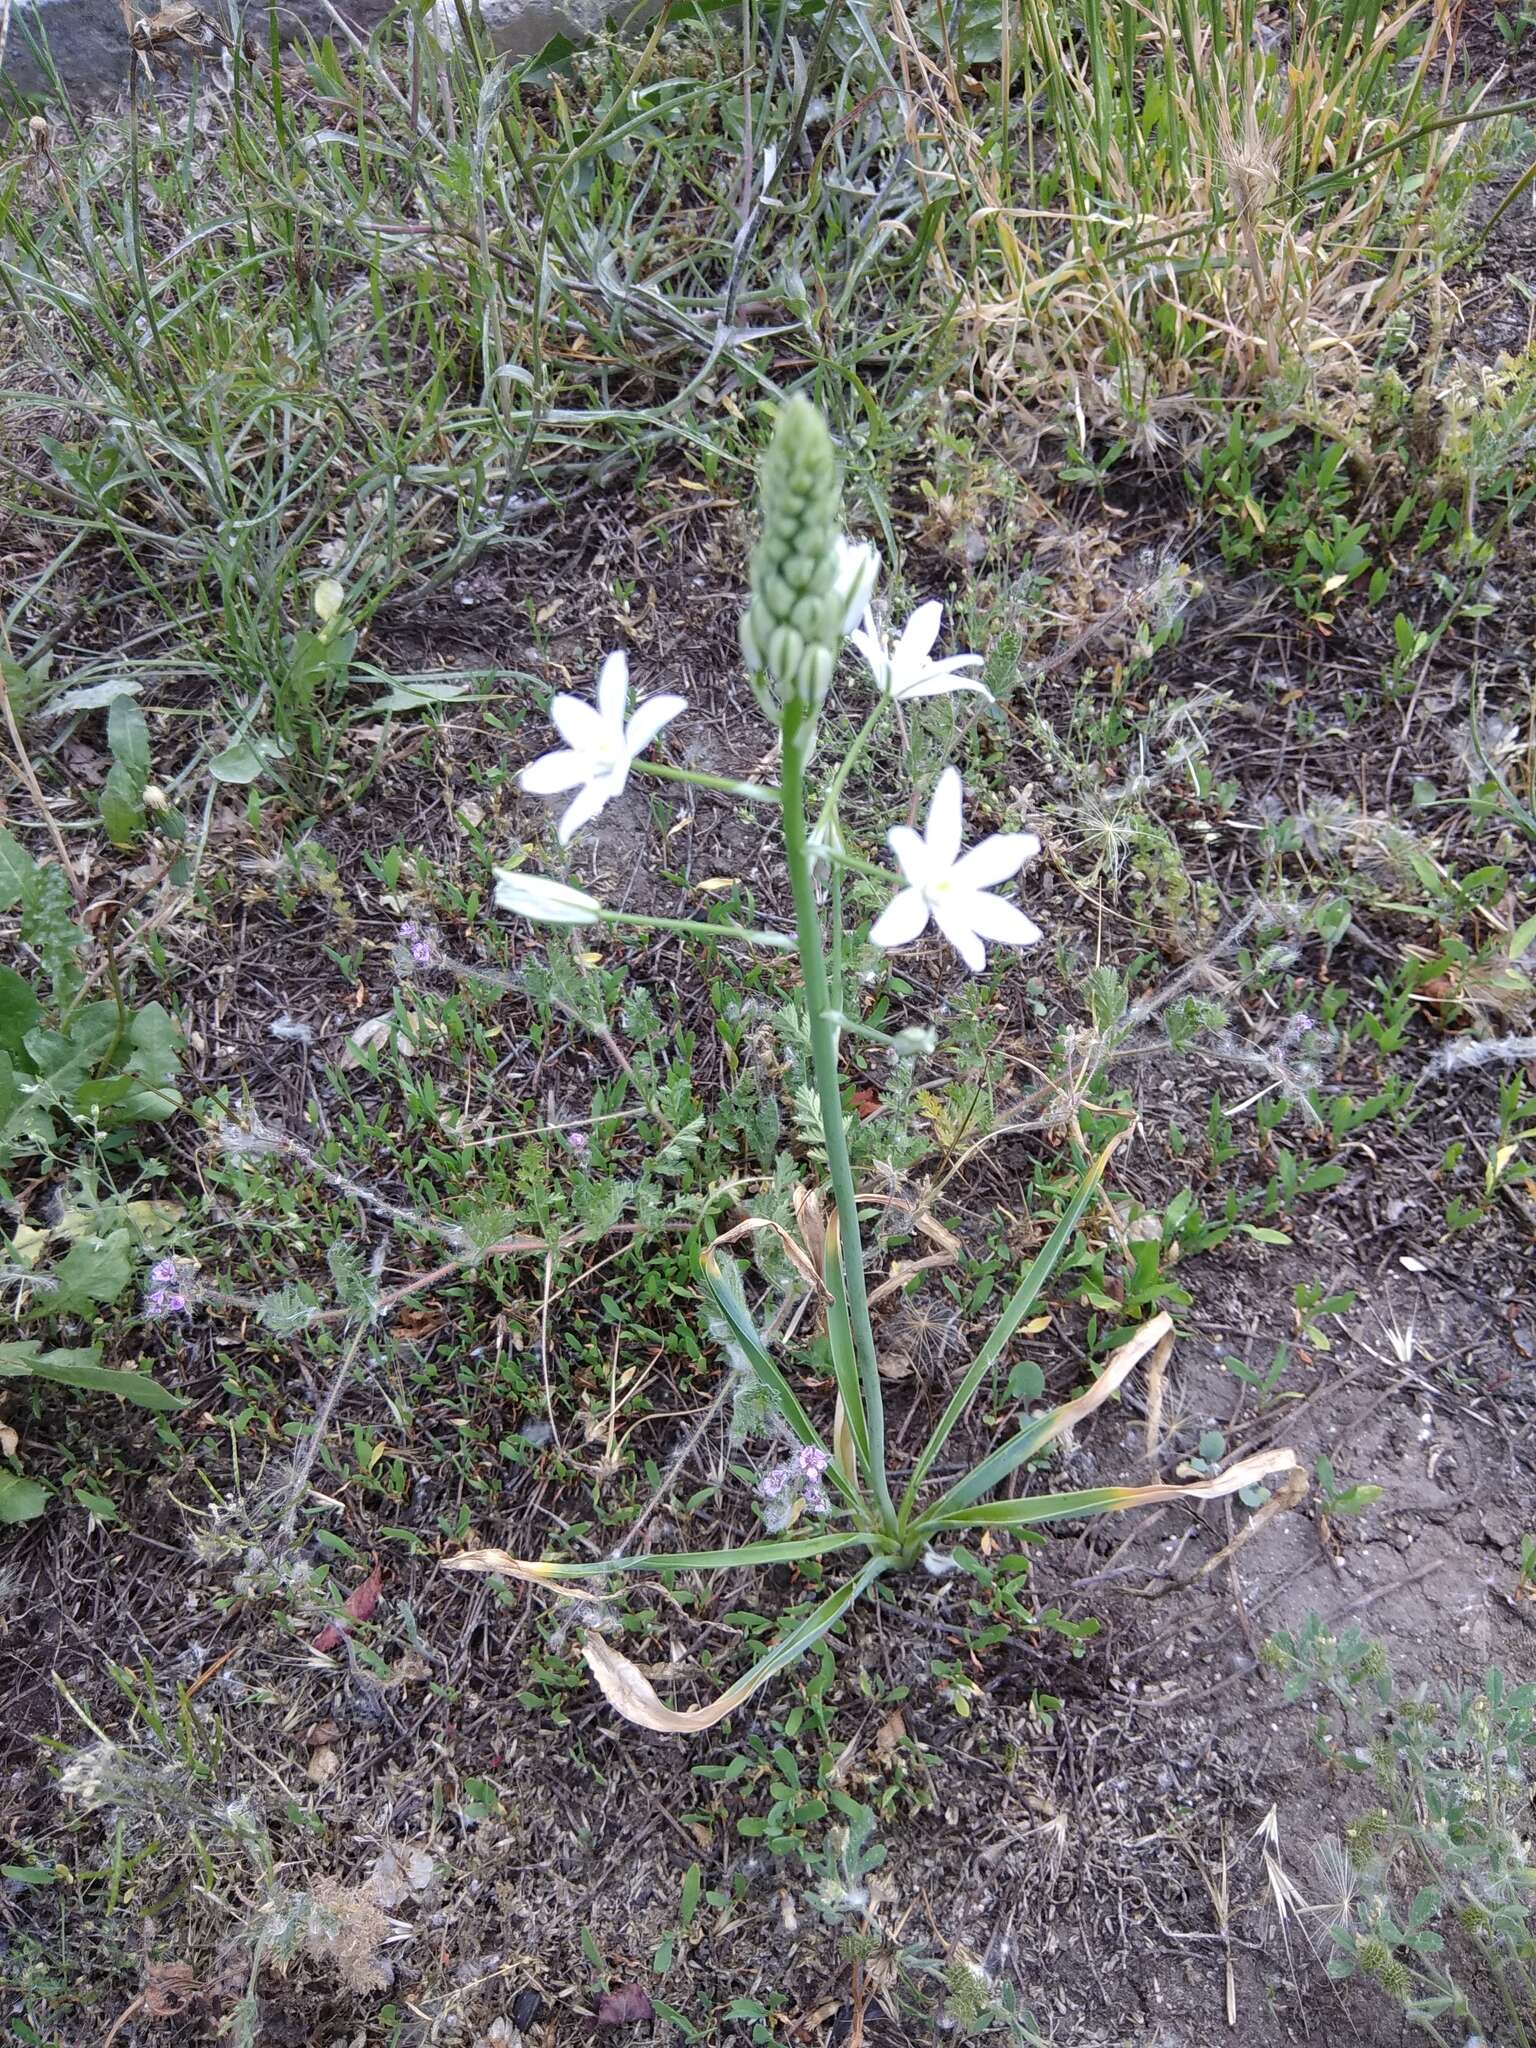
450,398 -> 1297,1731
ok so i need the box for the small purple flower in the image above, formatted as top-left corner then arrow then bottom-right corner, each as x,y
758,1442 -> 833,1524
796,1444 -> 831,1514
144,1258 -> 195,1321
398,919 -> 436,968
760,1460 -> 793,1501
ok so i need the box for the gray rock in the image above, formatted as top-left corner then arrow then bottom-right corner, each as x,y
3,0 -> 611,101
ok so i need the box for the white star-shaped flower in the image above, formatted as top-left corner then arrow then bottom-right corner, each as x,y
519,651 -> 686,845
851,600 -> 989,703
868,767 -> 1041,973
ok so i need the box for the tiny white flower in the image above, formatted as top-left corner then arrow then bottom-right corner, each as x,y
518,651 -> 686,845
869,767 -> 1041,974
832,537 -> 881,635
493,871 -> 605,926
851,600 -> 990,703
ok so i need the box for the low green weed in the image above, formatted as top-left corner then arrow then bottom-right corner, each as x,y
1266,1618 -> 1536,2045
0,830 -> 184,1487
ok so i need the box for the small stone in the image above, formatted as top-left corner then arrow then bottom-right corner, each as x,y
1480,1509 -> 1519,1551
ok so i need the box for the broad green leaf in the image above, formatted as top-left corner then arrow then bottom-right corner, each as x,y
44,1230 -> 133,1315
209,738 -> 278,784
106,694 -> 151,778
19,863 -> 81,1003
0,1472 -> 48,1523
126,1002 -> 182,1088
44,675 -> 143,718
1006,1358 -> 1046,1403
100,761 -> 146,847
73,1075 -> 140,1113
900,1138 -> 1120,1519
0,828 -> 35,914
23,1347 -> 186,1411
0,968 -> 39,1054
367,679 -> 474,716
0,1474 -> 48,1523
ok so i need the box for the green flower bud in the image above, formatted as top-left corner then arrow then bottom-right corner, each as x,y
798,643 -> 834,705
768,624 -> 806,682
742,396 -> 843,725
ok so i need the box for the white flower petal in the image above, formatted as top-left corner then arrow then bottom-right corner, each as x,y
895,669 -> 993,703
885,824 -> 932,889
949,888 -> 1042,950
519,747 -> 590,795
924,766 -> 965,869
493,871 -> 604,925
893,599 -> 943,670
929,892 -> 988,972
595,650 -> 629,731
549,692 -> 610,754
623,691 -> 687,760
834,539 -> 881,635
851,624 -> 892,694
557,776 -> 618,846
949,831 -> 1040,891
868,887 -> 931,951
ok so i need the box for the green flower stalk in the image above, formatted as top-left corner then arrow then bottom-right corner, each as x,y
740,396 -> 847,729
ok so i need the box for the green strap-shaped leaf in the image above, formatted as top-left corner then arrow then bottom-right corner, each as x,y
699,1249 -> 860,1510
446,1528 -> 873,1586
926,1445 -> 1299,1533
899,1138 -> 1117,1520
929,1486 -> 1144,1529
822,1215 -> 872,1487
920,1312 -> 1169,1524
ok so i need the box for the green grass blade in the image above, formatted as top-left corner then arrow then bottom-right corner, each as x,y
898,1136 -> 1120,1521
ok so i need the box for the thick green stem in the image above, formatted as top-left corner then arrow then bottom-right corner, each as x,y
781,707 -> 898,1536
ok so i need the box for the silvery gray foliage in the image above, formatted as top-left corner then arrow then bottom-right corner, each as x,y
1423,1034 -> 1536,1077
255,1283 -> 322,1336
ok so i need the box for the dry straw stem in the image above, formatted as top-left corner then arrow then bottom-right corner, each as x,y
890,0 -> 1489,406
